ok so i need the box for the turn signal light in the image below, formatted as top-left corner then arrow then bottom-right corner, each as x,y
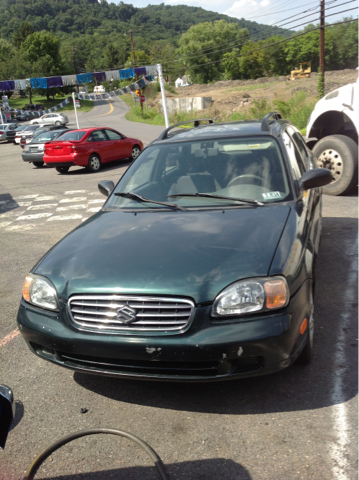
300,318 -> 308,334
22,275 -> 33,302
264,279 -> 288,309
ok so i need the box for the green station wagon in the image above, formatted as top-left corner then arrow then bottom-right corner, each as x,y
17,113 -> 332,381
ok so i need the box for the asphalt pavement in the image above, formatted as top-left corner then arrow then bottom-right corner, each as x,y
0,98 -> 357,480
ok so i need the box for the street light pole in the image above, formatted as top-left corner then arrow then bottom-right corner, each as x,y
157,63 -> 169,128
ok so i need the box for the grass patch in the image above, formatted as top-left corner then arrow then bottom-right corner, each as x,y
8,95 -> 94,113
120,90 -> 315,133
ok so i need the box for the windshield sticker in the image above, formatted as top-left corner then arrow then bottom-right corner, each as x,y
262,191 -> 282,200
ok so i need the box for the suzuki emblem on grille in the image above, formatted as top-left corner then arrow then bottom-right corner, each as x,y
116,305 -> 138,324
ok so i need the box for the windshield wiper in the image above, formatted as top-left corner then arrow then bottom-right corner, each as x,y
114,192 -> 187,211
167,193 -> 264,206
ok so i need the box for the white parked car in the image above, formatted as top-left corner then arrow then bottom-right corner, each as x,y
30,113 -> 69,126
0,123 -> 19,141
14,125 -> 42,144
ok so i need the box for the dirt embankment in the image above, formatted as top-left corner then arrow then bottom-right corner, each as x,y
155,69 -> 357,115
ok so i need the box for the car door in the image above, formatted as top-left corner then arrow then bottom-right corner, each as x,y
87,129 -> 111,162
287,126 -> 322,256
103,129 -> 126,161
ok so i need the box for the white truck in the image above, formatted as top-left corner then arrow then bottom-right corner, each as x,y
306,72 -> 358,195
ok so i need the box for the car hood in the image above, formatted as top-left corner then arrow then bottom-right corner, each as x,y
34,206 -> 290,304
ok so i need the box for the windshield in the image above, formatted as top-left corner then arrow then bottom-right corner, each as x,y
56,130 -> 86,141
107,137 -> 292,210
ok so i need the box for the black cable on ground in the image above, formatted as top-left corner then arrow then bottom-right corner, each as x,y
25,428 -> 169,480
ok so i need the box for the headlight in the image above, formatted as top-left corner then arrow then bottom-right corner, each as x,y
22,274 -> 59,311
212,276 -> 289,317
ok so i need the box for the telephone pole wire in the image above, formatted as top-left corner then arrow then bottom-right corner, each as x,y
319,0 -> 325,94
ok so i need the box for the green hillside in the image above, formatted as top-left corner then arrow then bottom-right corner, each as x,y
0,0 -> 292,41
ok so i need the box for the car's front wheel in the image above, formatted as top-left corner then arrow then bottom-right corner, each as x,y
33,122 -> 38,125
87,154 -> 101,172
55,166 -> 70,174
131,145 -> 141,161
55,121 -> 61,126
33,161 -> 44,168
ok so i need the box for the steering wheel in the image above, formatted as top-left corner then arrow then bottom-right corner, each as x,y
227,174 -> 271,189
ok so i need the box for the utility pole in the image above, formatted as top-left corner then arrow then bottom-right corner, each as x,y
72,46 -> 79,93
319,0 -> 325,94
129,30 -> 138,80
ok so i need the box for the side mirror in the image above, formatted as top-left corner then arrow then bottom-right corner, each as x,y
299,168 -> 333,190
0,385 -> 15,449
98,180 -> 115,197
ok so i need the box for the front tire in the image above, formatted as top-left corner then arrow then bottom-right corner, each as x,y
33,161 -> 44,168
313,135 -> 358,195
55,121 -> 61,126
56,166 -> 70,174
87,154 -> 101,172
131,145 -> 141,161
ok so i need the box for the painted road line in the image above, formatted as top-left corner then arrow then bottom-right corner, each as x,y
47,214 -> 83,221
59,197 -> 87,203
16,213 -> 52,221
330,236 -> 358,480
27,204 -> 58,211
64,190 -> 88,195
86,207 -> 101,213
0,221 -> 13,228
16,212 -> 53,221
0,329 -> 19,348
88,99 -> 114,119
6,224 -> 37,231
18,194 -> 39,199
34,196 -> 57,202
56,205 -> 87,211
88,199 -> 104,204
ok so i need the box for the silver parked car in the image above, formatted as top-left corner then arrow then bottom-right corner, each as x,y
0,123 -> 20,141
30,113 -> 69,126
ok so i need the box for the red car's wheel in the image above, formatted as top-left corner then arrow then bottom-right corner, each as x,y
87,154 -> 102,172
131,145 -> 141,161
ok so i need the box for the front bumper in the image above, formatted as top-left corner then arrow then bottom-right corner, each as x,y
17,281 -> 312,382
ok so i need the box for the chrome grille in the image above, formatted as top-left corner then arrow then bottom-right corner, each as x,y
68,295 -> 195,335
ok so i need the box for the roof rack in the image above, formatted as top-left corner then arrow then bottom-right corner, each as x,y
261,112 -> 282,132
157,118 -> 215,141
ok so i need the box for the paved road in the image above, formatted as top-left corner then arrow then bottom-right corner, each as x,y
0,100 -> 357,480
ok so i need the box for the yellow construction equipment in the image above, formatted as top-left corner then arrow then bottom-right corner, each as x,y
287,62 -> 311,80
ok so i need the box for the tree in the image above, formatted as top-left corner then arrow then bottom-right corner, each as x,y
124,50 -> 150,68
222,50 -> 241,80
149,41 -> 181,81
13,22 -> 35,48
178,20 -> 249,83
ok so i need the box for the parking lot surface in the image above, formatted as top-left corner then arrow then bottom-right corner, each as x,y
0,98 -> 357,480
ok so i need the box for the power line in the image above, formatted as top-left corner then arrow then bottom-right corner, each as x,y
164,18 -> 358,72
135,3 -> 357,67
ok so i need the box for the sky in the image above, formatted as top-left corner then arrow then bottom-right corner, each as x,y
111,0 -> 358,30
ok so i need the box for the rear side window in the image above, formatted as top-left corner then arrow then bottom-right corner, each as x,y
88,130 -> 108,142
57,131 -> 86,141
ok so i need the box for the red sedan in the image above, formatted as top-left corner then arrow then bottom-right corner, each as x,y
43,127 -> 143,174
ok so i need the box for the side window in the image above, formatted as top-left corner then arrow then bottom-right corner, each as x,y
283,130 -> 307,178
286,127 -> 307,175
105,129 -> 122,141
88,130 -> 108,142
282,131 -> 302,180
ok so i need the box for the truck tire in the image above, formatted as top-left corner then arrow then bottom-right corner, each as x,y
313,135 -> 358,195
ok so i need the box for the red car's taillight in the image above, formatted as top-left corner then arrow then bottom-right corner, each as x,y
71,146 -> 77,153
